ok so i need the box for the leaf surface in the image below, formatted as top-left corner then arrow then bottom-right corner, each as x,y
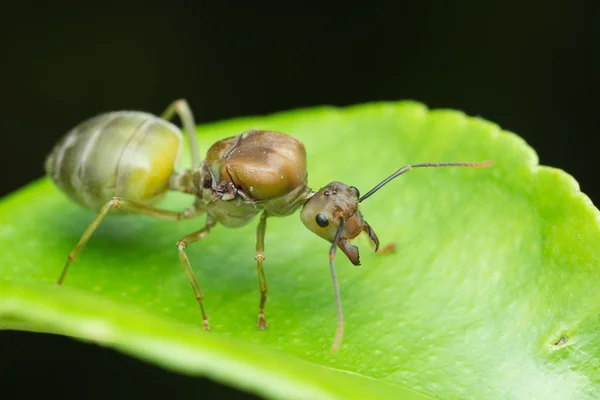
2,102 -> 599,399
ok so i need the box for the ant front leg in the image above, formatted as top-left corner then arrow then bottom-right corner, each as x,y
176,217 -> 217,331
255,211 -> 268,329
56,197 -> 201,286
376,243 -> 398,255
160,99 -> 201,168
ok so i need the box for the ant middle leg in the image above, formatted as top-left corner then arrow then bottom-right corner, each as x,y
176,217 -> 217,331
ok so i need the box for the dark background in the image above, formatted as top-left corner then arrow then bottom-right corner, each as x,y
1,1 -> 597,399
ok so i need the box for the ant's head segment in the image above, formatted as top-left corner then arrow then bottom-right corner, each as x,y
301,181 -> 379,265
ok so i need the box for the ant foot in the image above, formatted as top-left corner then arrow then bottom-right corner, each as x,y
257,315 -> 268,330
203,320 -> 211,331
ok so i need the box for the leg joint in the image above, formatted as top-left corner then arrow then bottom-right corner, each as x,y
111,197 -> 122,208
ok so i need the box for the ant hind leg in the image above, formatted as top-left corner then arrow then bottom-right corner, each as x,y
56,197 -> 200,285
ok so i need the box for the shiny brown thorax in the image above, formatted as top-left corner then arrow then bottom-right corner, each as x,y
175,130 -> 313,228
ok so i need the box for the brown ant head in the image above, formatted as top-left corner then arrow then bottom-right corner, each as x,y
301,181 -> 379,265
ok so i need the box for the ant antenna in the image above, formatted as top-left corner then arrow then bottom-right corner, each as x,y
358,161 -> 494,203
329,216 -> 346,352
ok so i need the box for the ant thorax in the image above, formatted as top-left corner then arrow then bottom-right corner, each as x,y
172,130 -> 313,228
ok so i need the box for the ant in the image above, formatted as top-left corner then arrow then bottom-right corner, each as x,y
46,99 -> 493,351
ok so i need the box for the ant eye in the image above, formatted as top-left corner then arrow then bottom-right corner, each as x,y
350,186 -> 360,198
315,213 -> 329,228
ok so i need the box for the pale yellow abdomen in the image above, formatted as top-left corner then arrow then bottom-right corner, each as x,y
45,111 -> 182,211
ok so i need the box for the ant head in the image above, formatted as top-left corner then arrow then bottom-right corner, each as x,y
300,181 -> 379,265
300,182 -> 359,242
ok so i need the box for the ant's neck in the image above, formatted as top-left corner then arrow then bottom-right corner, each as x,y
169,168 -> 200,195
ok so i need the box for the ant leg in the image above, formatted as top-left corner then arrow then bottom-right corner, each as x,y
160,99 -> 200,168
176,217 -> 217,331
56,197 -> 201,286
255,212 -> 268,329
376,243 -> 398,254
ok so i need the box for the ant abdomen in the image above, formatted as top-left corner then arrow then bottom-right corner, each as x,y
45,111 -> 183,211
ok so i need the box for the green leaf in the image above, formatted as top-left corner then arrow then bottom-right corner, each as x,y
2,102 -> 599,399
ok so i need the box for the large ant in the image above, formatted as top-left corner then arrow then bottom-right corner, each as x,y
46,99 -> 493,351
